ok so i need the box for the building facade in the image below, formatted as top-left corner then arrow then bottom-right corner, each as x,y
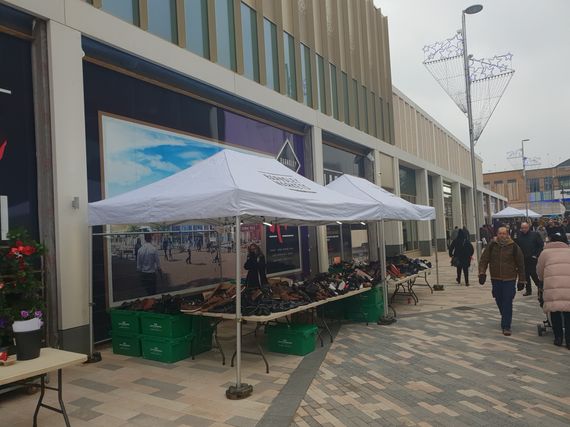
484,159 -> 570,216
0,0 -> 505,353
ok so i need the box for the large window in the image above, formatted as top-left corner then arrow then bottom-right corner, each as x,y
400,166 -> 419,251
147,0 -> 177,42
283,32 -> 297,99
215,0 -> 236,71
353,79 -> 359,130
101,0 -> 139,25
184,0 -> 209,58
494,180 -> 504,194
506,179 -> 518,200
263,18 -> 279,91
316,54 -> 326,113
300,43 -> 312,106
378,97 -> 385,140
329,64 -> 339,119
528,177 -> 540,193
342,72 -> 349,125
323,144 -> 365,182
362,86 -> 369,133
240,3 -> 259,82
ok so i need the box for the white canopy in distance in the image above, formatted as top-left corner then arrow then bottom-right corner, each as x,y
492,206 -> 527,219
326,174 -> 436,221
88,149 -> 384,227
525,209 -> 542,219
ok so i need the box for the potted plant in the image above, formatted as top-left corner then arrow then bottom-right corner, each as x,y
0,230 -> 45,359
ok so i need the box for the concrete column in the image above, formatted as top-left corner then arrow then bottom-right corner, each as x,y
464,186 -> 476,241
47,21 -> 90,354
415,169 -> 432,256
311,126 -> 329,273
432,175 -> 447,251
451,181 -> 463,229
384,158 -> 404,255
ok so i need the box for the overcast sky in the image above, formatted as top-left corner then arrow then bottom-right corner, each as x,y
373,0 -> 570,173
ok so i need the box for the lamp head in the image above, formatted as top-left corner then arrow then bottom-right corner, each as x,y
463,4 -> 483,14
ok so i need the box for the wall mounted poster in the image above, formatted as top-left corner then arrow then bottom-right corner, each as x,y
265,225 -> 301,274
101,114 -> 228,303
100,113 -> 301,302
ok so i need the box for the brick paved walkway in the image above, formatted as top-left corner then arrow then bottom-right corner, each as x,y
293,299 -> 570,427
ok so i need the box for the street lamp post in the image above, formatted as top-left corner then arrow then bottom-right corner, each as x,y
461,4 -> 483,258
521,138 -> 530,218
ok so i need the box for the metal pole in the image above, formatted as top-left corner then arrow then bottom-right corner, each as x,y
226,216 -> 252,399
522,139 -> 529,219
86,226 -> 101,363
462,11 -> 482,260
377,220 -> 395,324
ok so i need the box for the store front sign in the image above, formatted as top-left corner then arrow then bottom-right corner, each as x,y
276,139 -> 300,172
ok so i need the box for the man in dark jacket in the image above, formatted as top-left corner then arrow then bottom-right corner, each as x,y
515,222 -> 544,296
479,227 -> 526,336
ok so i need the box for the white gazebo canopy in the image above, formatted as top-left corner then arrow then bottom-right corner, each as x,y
525,209 -> 542,219
492,206 -> 527,219
88,149 -> 384,227
325,174 -> 436,221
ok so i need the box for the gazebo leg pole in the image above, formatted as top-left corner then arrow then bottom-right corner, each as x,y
226,215 -> 253,400
378,220 -> 396,325
86,226 -> 101,363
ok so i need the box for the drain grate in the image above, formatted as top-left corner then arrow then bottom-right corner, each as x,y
454,306 -> 476,311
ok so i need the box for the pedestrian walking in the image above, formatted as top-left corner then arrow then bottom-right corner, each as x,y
537,232 -> 570,349
450,226 -> 459,242
449,229 -> 474,286
478,226 -> 526,336
537,226 -> 548,242
515,222 -> 544,296
137,234 -> 161,296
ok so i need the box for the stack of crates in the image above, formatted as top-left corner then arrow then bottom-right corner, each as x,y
139,313 -> 193,363
345,286 -> 384,323
110,310 -> 216,363
110,309 -> 141,357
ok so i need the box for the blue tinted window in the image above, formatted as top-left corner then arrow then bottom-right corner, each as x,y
147,0 -> 177,42
316,54 -> 326,112
101,0 -> 139,24
264,19 -> 279,91
215,0 -> 236,70
241,3 -> 259,82
283,32 -> 297,99
184,0 -> 209,57
329,64 -> 338,119
300,44 -> 312,106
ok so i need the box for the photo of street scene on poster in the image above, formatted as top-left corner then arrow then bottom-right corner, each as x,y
100,114 -> 301,303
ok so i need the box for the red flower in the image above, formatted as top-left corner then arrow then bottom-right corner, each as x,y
21,246 -> 35,256
15,240 -> 23,247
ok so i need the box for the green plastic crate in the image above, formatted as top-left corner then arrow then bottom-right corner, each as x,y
140,313 -> 191,338
110,309 -> 140,334
266,323 -> 318,356
346,302 -> 384,323
140,334 -> 194,363
347,287 -> 384,306
319,300 -> 346,320
192,328 -> 214,356
111,331 -> 141,357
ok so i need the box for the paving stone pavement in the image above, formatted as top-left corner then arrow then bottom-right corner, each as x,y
292,299 -> 570,427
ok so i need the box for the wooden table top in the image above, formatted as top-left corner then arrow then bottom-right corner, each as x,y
0,348 -> 87,386
182,286 -> 373,322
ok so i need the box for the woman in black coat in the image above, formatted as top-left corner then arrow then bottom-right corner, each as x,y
244,243 -> 268,288
449,229 -> 475,286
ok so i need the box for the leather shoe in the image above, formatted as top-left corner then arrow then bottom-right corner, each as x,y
554,337 -> 563,346
523,291 -> 532,296
502,329 -> 512,336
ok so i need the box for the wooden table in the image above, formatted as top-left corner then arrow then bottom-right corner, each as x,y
0,348 -> 87,426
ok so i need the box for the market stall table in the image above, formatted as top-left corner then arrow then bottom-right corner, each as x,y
0,348 -> 87,427
182,287 -> 373,372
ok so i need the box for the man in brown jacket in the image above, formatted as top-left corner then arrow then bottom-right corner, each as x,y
479,227 -> 526,336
